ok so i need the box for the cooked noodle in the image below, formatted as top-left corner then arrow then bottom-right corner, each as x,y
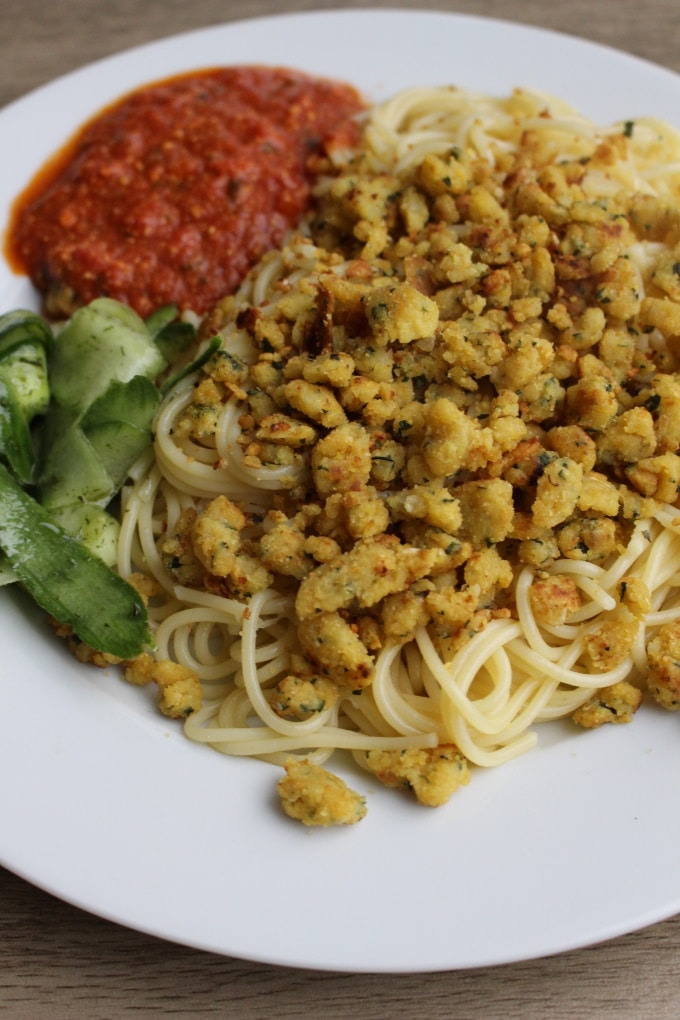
118,85 -> 680,788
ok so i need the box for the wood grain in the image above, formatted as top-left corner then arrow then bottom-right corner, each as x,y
2,1 -> 680,1014
2,864 -> 680,1019
3,0 -> 680,109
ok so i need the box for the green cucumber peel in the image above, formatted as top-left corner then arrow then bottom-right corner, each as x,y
0,309 -> 53,362
39,375 -> 161,509
47,298 -> 167,414
0,310 -> 52,483
0,376 -> 35,484
0,460 -> 152,659
145,304 -> 198,365
0,342 -> 50,421
0,297 -> 211,650
37,299 -> 169,510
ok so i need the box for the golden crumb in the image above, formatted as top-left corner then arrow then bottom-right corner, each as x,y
277,759 -> 367,827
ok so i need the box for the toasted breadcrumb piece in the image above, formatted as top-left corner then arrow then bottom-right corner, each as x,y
646,620 -> 680,710
362,745 -> 470,807
298,611 -> 375,688
454,477 -> 515,547
311,420 -> 372,496
363,282 -> 439,346
160,507 -> 205,587
615,576 -> 652,619
546,424 -> 597,471
192,494 -> 272,596
463,546 -> 513,597
556,516 -> 618,563
528,574 -> 582,627
49,618 -> 122,667
277,759 -> 367,827
625,452 -> 680,504
572,681 -> 643,728
531,456 -> 583,529
270,674 -> 339,721
124,653 -> 202,718
583,614 -> 639,671
175,377 -> 224,441
295,534 -> 443,620
596,407 -> 657,466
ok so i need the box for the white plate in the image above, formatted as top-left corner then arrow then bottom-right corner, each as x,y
2,9 -> 680,973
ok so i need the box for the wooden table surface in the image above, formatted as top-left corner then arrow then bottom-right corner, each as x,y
2,0 -> 680,1015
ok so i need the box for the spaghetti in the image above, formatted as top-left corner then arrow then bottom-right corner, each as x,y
118,85 -> 680,812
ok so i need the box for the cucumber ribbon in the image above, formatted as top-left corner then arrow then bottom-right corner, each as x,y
0,298 -> 218,656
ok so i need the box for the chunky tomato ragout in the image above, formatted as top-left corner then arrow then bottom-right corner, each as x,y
6,66 -> 364,318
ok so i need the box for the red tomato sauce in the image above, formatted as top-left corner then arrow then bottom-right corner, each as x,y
6,67 -> 364,318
